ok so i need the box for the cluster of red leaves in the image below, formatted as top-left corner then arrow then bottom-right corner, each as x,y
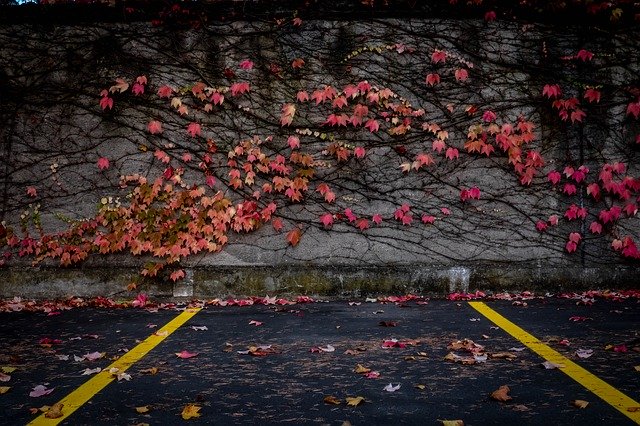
539,161 -> 639,257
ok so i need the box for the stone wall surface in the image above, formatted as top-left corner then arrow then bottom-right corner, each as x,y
0,9 -> 639,297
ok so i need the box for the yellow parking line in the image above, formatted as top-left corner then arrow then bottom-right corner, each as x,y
469,301 -> 640,424
28,307 -> 201,425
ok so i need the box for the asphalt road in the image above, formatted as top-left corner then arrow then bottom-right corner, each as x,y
0,296 -> 639,425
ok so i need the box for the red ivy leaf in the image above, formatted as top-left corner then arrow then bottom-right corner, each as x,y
239,59 -> 254,70
431,49 -> 446,63
454,68 -> 469,81
584,88 -> 601,103
542,84 -> 562,99
147,120 -> 163,134
187,122 -> 201,137
97,157 -> 110,170
157,85 -> 173,98
576,49 -> 594,62
425,73 -> 440,86
627,102 -> 640,119
354,146 -> 366,158
99,96 -> 113,110
320,213 -> 333,228
272,217 -> 284,232
286,227 -> 302,246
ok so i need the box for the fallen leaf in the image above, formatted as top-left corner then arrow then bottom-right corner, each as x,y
575,349 -> 594,359
154,330 -> 168,337
509,347 -> 526,352
319,345 -> 335,352
345,396 -> 365,406
0,373 -> 10,382
542,361 -> 564,369
80,367 -> 101,375
635,366 -> 640,372
379,321 -> 398,327
448,339 -> 484,353
116,372 -> 132,381
354,364 -> 371,374
613,344 -> 628,353
181,404 -> 201,420
191,326 -> 208,331
82,351 -> 105,361
473,354 -> 488,363
512,404 -> 530,412
491,352 -> 517,360
559,339 -> 571,346
627,407 -> 640,412
140,367 -> 158,375
382,339 -> 406,348
30,385 -> 54,398
249,320 -> 263,326
365,371 -> 380,379
135,406 -> 150,413
440,421 -> 464,426
45,402 -> 64,419
572,400 -> 589,409
444,352 -> 475,364
323,395 -> 341,405
175,351 -> 199,359
383,383 -> 401,392
415,384 -> 426,390
0,386 -> 10,394
405,356 -> 417,361
1,367 -> 16,374
491,385 -> 512,402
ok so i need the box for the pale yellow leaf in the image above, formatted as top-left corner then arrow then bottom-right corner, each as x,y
440,420 -> 464,426
1,366 -> 16,374
181,404 -> 201,420
354,364 -> 371,374
0,386 -> 10,394
345,396 -> 365,407
135,406 -> 150,414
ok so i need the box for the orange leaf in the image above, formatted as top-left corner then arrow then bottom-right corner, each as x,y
491,385 -> 512,402
323,395 -> 341,405
286,227 -> 301,246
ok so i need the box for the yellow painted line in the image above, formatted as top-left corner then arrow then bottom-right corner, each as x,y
469,301 -> 640,424
28,307 -> 201,425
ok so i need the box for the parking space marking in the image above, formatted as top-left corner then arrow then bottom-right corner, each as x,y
469,301 -> 640,424
27,307 -> 201,425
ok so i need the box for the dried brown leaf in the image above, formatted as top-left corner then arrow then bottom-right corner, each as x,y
44,403 -> 63,419
323,395 -> 341,405
572,400 -> 589,409
491,385 -> 512,402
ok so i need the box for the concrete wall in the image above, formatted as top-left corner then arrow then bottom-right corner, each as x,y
1,15 -> 639,296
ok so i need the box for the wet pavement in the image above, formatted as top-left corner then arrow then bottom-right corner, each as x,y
0,295 -> 639,425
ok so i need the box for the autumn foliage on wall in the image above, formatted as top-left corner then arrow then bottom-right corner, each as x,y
0,1 -> 639,283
